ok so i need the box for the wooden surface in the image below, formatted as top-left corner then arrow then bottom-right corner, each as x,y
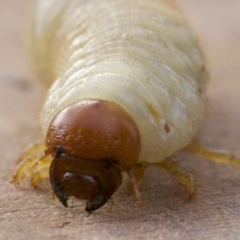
1,1 -> 240,239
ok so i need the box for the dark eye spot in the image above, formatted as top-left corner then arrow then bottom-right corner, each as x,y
103,157 -> 116,166
53,145 -> 64,156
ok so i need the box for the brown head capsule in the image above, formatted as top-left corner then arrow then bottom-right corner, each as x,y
45,99 -> 141,212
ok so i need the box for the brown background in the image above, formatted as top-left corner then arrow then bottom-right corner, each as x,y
1,1 -> 240,239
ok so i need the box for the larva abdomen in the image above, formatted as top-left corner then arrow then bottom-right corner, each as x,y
29,0 -> 208,164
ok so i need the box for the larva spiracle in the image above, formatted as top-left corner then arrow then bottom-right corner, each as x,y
11,0 -> 239,212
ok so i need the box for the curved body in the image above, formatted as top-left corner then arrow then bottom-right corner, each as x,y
30,0 -> 207,164
29,0 -> 208,164
11,0 -> 210,212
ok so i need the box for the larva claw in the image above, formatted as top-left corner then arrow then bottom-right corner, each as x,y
85,193 -> 109,212
50,181 -> 68,207
49,152 -> 123,211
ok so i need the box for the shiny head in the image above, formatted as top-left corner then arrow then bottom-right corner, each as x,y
45,99 -> 141,212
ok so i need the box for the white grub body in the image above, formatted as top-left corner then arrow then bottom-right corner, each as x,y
29,0 -> 208,164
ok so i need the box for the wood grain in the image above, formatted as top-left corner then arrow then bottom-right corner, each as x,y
1,0 -> 240,239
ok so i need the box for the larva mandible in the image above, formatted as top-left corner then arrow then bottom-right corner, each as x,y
11,0 -> 240,212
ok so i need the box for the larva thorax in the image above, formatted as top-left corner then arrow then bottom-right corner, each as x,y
38,0 -> 207,164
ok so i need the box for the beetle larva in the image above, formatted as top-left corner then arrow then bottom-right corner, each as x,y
11,0 -> 240,212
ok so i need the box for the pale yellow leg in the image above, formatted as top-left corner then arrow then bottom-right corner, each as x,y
11,154 -> 52,184
156,158 -> 196,200
185,141 -> 240,169
17,143 -> 45,163
31,166 -> 51,187
131,162 -> 149,191
107,198 -> 115,213
12,143 -> 45,179
126,169 -> 144,207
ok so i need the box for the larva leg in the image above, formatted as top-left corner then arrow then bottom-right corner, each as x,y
11,151 -> 52,185
31,165 -> 51,187
155,158 -> 196,200
18,143 -> 45,162
12,143 -> 45,180
126,169 -> 144,207
185,141 -> 240,169
131,162 -> 149,191
107,198 -> 115,213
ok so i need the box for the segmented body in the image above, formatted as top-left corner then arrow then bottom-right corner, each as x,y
28,0 -> 208,164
